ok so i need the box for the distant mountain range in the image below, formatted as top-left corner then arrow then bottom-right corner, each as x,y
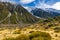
0,2 -> 39,24
45,8 -> 60,13
31,8 -> 60,19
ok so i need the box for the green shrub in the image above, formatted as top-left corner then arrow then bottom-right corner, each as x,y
54,27 -> 60,33
3,34 -> 30,40
13,29 -> 21,34
48,24 -> 53,27
29,31 -> 34,33
15,34 -> 30,40
54,30 -> 60,33
29,31 -> 51,40
3,37 -> 15,40
0,28 -> 4,31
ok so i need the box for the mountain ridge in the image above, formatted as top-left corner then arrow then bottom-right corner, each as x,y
0,2 -> 39,24
31,8 -> 60,19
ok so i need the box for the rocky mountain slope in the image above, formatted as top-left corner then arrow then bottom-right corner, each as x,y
0,2 -> 39,24
31,8 -> 60,19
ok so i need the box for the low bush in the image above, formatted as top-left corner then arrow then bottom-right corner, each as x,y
13,29 -> 21,34
3,34 -> 30,40
54,27 -> 60,33
29,31 -> 51,40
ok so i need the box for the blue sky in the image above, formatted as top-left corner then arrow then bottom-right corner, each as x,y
0,0 -> 60,11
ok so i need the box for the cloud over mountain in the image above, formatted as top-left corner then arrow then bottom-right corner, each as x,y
0,0 -> 60,10
52,2 -> 60,10
0,0 -> 16,4
34,1 -> 60,10
20,0 -> 35,4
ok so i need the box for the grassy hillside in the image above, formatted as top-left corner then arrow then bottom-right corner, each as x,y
0,16 -> 59,40
0,2 -> 39,24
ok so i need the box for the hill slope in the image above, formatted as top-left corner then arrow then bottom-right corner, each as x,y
0,2 -> 39,24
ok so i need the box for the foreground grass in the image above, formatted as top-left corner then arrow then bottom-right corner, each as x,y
3,31 -> 51,40
0,28 -> 51,40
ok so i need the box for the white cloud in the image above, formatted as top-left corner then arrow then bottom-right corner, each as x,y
0,0 -> 10,2
52,2 -> 60,10
20,0 -> 35,4
0,0 -> 16,4
24,6 -> 29,10
35,1 -> 60,10
35,3 -> 51,9
24,6 -> 33,12
35,1 -> 51,10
